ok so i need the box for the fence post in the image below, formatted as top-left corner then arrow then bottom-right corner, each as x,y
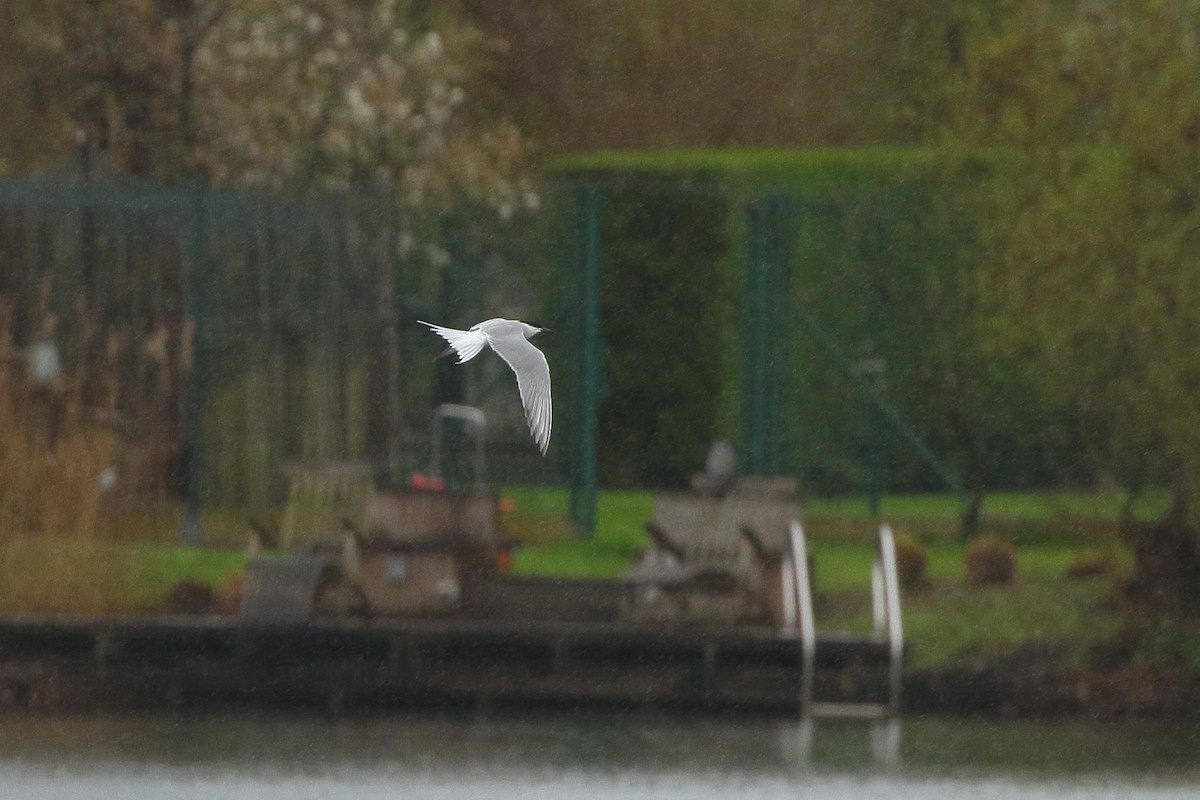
742,199 -> 767,475
863,213 -> 888,516
568,184 -> 601,536
180,187 -> 209,543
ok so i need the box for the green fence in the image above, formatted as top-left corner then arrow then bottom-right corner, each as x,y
0,172 -> 573,519
555,157 -> 1087,506
1,157 -> 1083,535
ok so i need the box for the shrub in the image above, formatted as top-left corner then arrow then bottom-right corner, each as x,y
213,572 -> 245,615
1065,552 -> 1110,580
893,532 -> 928,589
165,579 -> 216,615
964,535 -> 1016,586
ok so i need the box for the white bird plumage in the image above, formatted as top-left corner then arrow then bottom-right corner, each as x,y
419,318 -> 553,455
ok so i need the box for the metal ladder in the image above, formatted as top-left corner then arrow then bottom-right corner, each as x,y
784,520 -> 904,719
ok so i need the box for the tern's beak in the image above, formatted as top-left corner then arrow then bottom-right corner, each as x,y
538,327 -> 553,334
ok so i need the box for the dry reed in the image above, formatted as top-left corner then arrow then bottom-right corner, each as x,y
0,308 -> 186,613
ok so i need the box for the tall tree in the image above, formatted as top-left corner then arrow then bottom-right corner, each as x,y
461,0 -> 901,150
0,0 -> 532,214
193,0 -> 532,218
944,0 -> 1200,609
0,0 -> 187,176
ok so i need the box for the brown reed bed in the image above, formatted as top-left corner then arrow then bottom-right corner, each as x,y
0,313 -> 241,615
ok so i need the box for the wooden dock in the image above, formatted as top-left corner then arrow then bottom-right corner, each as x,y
0,615 -> 895,715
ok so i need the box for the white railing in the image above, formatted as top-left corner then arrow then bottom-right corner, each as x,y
430,404 -> 487,489
877,524 -> 904,717
786,520 -> 904,718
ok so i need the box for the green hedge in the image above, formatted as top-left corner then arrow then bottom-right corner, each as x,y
550,148 -> 1092,493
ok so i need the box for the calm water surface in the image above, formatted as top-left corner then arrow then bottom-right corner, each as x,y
1,712 -> 1197,799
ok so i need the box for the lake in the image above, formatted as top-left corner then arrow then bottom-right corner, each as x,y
1,712 -> 1197,799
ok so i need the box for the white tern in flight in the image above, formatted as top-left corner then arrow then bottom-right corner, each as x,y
420,318 -> 553,455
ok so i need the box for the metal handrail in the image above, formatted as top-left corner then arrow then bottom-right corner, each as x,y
877,524 -> 904,716
430,404 -> 487,489
788,521 -> 816,712
781,546 -> 797,630
787,520 -> 904,717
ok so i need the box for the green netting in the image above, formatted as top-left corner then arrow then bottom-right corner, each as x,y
1,154 -> 1086,528
0,175 -> 574,514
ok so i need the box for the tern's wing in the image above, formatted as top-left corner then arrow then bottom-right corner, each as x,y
419,320 -> 487,363
484,329 -> 552,455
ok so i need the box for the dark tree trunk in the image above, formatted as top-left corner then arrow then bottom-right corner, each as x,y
1124,492 -> 1200,615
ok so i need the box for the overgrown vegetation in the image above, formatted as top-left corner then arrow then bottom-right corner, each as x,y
939,0 -> 1200,610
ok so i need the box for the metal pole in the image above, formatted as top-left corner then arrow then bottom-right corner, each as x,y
435,216 -> 465,405
569,184 -> 601,536
180,187 -> 209,543
871,557 -> 886,632
386,202 -> 404,485
790,294 -> 965,504
864,215 -> 888,516
789,521 -> 816,714
878,523 -> 904,716
75,134 -> 98,298
780,553 -> 797,629
742,201 -> 767,475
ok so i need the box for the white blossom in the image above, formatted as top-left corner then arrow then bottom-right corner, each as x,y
193,0 -> 535,223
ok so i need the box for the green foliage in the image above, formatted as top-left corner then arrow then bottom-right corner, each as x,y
555,147 -> 941,191
942,1 -> 1200,530
1136,618 -> 1200,672
546,171 -> 733,487
463,1 -> 943,151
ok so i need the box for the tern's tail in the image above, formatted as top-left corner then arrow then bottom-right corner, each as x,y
419,321 -> 488,364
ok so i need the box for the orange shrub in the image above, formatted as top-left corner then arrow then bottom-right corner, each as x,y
965,535 -> 1016,586
1065,552 -> 1110,580
164,579 -> 215,615
893,532 -> 928,589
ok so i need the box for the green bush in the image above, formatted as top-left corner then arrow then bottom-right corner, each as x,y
552,148 -> 1093,493
549,171 -> 732,487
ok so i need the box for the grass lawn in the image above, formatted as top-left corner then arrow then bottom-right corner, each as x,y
502,486 -> 653,577
500,486 -> 1138,668
0,486 -> 1150,673
804,488 -> 1170,522
0,536 -> 244,615
499,485 -> 1141,577
808,540 -> 1127,667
